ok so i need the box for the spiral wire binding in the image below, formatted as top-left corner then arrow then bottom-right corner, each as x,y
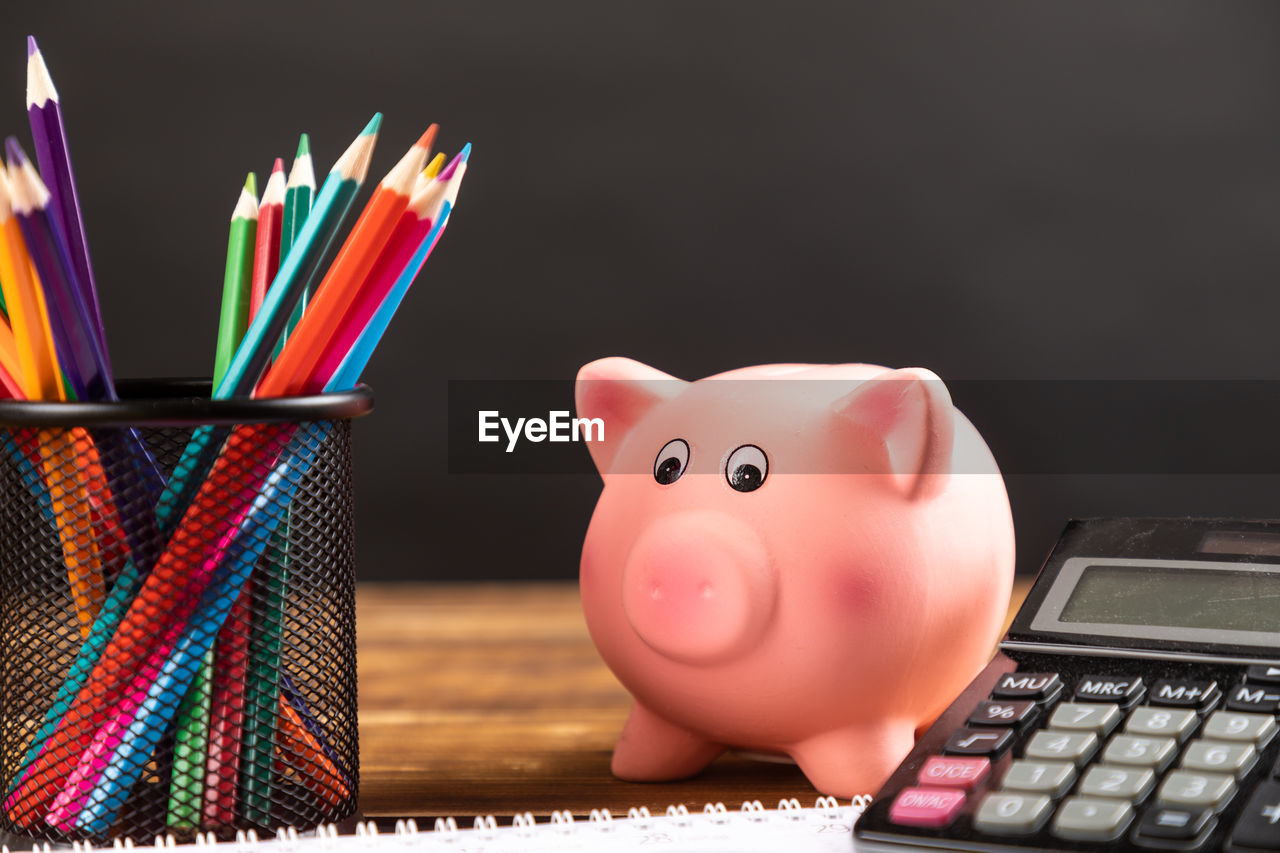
0,797 -> 868,850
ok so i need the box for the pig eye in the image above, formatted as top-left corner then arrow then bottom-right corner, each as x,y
654,439 -> 690,485
725,445 -> 768,492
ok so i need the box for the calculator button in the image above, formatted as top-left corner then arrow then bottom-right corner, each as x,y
1078,765 -> 1155,802
993,672 -> 1062,703
1246,664 -> 1280,685
1226,682 -> 1280,713
1203,710 -> 1277,745
917,756 -> 989,791
1181,740 -> 1257,778
943,727 -> 1014,757
968,700 -> 1039,729
1149,679 -> 1220,711
1229,780 -> 1280,850
1076,675 -> 1143,706
1024,731 -> 1098,766
1048,702 -> 1121,735
1156,770 -> 1236,813
1051,796 -> 1133,842
1125,707 -> 1199,741
973,792 -> 1053,835
888,787 -> 965,828
1135,805 -> 1213,842
1103,735 -> 1177,771
1001,761 -> 1076,798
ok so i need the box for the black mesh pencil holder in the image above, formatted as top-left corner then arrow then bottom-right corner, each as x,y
0,380 -> 372,843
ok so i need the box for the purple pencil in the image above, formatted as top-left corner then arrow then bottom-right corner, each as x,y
26,35 -> 110,370
5,139 -> 108,402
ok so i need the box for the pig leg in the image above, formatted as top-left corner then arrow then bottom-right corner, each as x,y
611,702 -> 725,781
788,722 -> 916,799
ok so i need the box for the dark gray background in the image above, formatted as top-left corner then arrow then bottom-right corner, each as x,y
7,1 -> 1280,580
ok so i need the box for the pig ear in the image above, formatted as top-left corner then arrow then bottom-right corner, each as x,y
832,368 -> 955,500
576,357 -> 685,475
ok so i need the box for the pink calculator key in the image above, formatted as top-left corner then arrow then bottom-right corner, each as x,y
889,787 -> 966,827
917,755 -> 990,790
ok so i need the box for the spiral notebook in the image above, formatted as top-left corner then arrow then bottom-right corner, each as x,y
0,798 -> 869,853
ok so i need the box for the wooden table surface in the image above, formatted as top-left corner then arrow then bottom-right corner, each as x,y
356,580 -> 1032,821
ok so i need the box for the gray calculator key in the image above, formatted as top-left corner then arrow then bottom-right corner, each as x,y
1025,731 -> 1098,766
1002,761 -> 1076,797
1049,702 -> 1121,735
1103,735 -> 1177,770
1051,796 -> 1134,842
1156,770 -> 1236,812
1181,740 -> 1257,778
1126,707 -> 1198,741
1078,765 -> 1155,801
1202,710 -> 1277,745
974,792 -> 1053,835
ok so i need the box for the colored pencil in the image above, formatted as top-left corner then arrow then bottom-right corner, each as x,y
12,119 -> 382,828
26,36 -> 109,368
311,145 -> 465,389
249,159 -> 286,318
212,172 -> 259,386
5,139 -> 107,402
166,170 -> 258,829
328,147 -> 467,391
272,134 -> 315,355
201,591 -> 251,828
221,113 -> 380,398
0,167 -> 62,400
75,429 -> 307,834
260,125 -> 435,397
6,140 -> 164,557
238,140 -> 314,821
423,151 -> 445,181
155,116 -> 380,534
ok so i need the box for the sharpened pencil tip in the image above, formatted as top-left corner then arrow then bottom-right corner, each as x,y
271,158 -> 285,175
26,36 -> 37,57
4,137 -> 28,168
362,113 -> 383,137
244,171 -> 258,195
296,133 -> 310,158
417,124 -> 439,151
438,144 -> 471,180
423,153 -> 446,180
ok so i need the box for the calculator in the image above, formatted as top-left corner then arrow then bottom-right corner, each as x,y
854,518 -> 1280,852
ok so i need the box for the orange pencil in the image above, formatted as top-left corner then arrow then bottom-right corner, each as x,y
0,166 -> 60,400
259,126 -> 435,397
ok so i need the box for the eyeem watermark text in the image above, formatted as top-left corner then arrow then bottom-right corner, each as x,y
478,410 -> 604,452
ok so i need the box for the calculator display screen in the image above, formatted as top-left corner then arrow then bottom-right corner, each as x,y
1059,564 -> 1280,632
1030,557 -> 1280,649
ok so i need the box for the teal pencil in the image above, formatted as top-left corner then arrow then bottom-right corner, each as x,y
273,133 -> 315,359
155,115 -> 380,532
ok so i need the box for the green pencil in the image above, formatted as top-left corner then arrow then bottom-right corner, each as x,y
213,172 -> 259,386
168,171 -> 258,830
242,132 -> 317,823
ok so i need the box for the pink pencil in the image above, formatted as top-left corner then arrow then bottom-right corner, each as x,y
309,152 -> 466,383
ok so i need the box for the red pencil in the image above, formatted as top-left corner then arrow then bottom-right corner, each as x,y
248,159 -> 285,317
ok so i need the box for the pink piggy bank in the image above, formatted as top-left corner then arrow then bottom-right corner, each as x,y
576,358 -> 1014,798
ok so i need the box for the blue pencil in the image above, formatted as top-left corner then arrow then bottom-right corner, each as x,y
326,148 -> 467,391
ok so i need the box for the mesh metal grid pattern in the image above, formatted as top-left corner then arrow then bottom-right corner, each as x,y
0,388 -> 365,843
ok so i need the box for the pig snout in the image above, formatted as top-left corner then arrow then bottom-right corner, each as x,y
621,511 -> 776,664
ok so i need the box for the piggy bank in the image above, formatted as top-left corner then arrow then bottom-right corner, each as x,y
576,358 -> 1014,798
